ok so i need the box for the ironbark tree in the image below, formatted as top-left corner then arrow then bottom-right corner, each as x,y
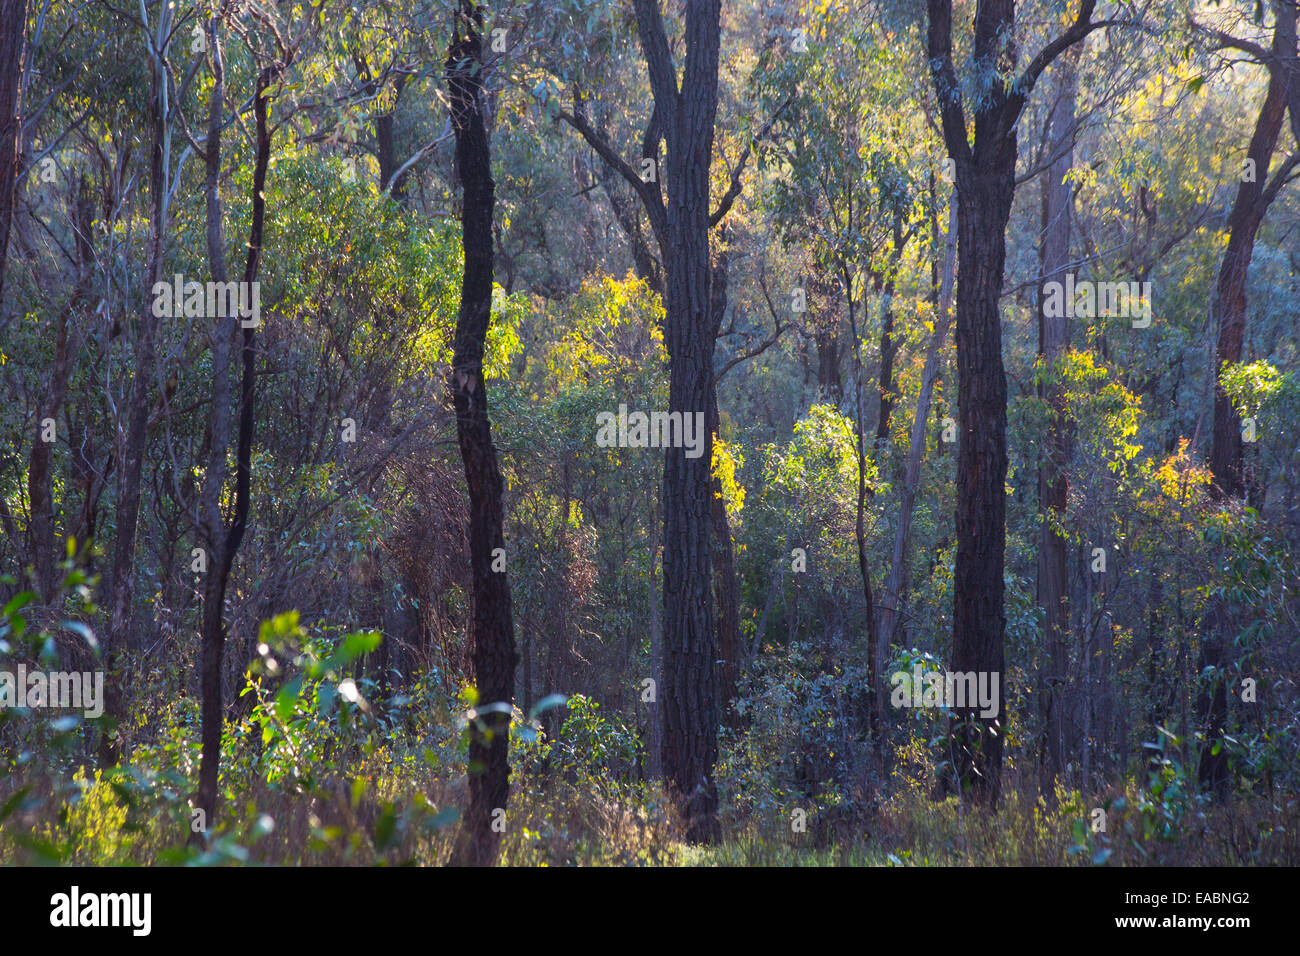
446,0 -> 519,866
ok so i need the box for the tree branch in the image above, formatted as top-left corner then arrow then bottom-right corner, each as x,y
632,0 -> 680,133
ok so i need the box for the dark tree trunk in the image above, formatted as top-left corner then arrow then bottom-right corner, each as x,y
559,0 -> 724,841
948,168 -> 1013,803
1199,4 -> 1296,800
196,34 -> 272,832
377,74 -> 409,204
1209,27 -> 1291,501
0,0 -> 25,306
816,329 -> 842,402
1036,52 -> 1078,794
874,279 -> 896,444
634,0 -> 723,843
446,1 -> 518,868
927,0 -> 1101,803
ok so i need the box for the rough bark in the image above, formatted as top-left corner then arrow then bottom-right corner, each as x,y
1209,12 -> 1293,501
446,1 -> 518,867
927,0 -> 1103,803
560,0 -> 724,841
638,0 -> 722,843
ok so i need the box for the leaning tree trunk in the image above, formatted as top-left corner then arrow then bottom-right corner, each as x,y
446,2 -> 518,868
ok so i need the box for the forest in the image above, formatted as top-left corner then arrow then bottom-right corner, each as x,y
0,0 -> 1297,870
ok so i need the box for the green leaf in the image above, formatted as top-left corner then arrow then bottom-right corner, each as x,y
275,676 -> 305,721
342,630 -> 382,658
2,592 -> 34,619
0,786 -> 31,822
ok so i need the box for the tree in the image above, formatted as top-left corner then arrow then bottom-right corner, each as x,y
446,0 -> 519,867
100,1 -> 176,763
1036,49 -> 1080,792
927,0 -> 1114,802
558,0 -> 727,841
1195,0 -> 1299,799
0,0 -> 26,307
193,5 -> 299,835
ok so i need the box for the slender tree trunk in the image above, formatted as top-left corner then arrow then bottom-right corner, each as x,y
196,33 -> 273,832
841,266 -> 883,758
708,250 -> 740,725
28,182 -> 91,603
1036,52 -> 1078,793
101,7 -> 174,763
0,0 -> 26,307
878,197 -> 957,699
446,2 -> 518,867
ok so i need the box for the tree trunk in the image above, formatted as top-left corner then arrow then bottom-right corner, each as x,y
377,73 -> 409,204
927,0 -> 1100,804
561,0 -> 725,841
1200,4 -> 1296,800
196,24 -> 272,832
446,2 -> 518,867
1036,51 -> 1078,793
878,196 -> 957,708
27,182 -> 91,604
101,6 -> 174,764
842,266 -> 882,756
0,0 -> 26,306
1209,31 -> 1290,500
635,0 -> 723,844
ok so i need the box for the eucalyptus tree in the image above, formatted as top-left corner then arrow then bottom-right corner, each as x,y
926,0 -> 1127,803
